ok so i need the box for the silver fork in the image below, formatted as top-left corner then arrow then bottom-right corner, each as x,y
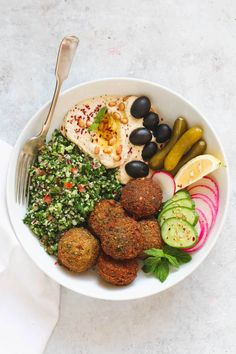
15,35 -> 79,204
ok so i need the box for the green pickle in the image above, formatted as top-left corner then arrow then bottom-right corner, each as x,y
149,117 -> 188,170
164,127 -> 203,171
169,140 -> 207,176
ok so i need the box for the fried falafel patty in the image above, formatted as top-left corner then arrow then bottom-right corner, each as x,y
97,253 -> 139,286
138,218 -> 164,258
58,227 -> 99,272
120,178 -> 163,219
100,216 -> 144,260
88,199 -> 126,238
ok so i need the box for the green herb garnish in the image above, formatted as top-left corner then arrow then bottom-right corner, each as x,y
142,245 -> 192,282
88,106 -> 107,132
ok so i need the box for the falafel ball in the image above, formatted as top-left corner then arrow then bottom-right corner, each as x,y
100,216 -> 144,260
97,252 -> 139,286
88,199 -> 126,238
58,227 -> 99,272
120,178 -> 162,219
138,218 -> 164,258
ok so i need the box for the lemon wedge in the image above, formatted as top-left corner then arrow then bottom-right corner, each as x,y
175,154 -> 222,191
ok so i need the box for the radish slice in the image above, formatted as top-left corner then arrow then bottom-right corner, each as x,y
195,207 -> 209,237
203,176 -> 219,200
191,193 -> 217,222
194,215 -> 204,241
184,208 -> 209,252
191,195 -> 215,229
187,176 -> 219,201
188,185 -> 218,210
152,171 -> 176,202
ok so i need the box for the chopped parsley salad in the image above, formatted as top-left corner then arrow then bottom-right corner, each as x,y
24,130 -> 122,255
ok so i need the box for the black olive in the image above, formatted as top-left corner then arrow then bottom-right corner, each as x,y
129,128 -> 152,146
143,112 -> 159,130
131,96 -> 151,118
125,161 -> 149,178
152,126 -> 158,138
155,124 -> 172,143
142,142 -> 158,161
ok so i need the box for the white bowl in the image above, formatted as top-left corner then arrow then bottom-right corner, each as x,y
7,78 -> 229,301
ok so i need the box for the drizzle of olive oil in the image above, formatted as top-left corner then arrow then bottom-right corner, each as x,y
97,112 -> 121,149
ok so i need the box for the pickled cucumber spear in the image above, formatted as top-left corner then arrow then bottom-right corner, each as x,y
164,127 -> 203,171
149,117 -> 188,170
169,140 -> 207,176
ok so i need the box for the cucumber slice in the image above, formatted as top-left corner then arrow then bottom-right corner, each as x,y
164,190 -> 190,208
161,218 -> 198,248
159,207 -> 199,227
163,198 -> 195,211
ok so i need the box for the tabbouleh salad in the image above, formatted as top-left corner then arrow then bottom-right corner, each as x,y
24,130 -> 122,255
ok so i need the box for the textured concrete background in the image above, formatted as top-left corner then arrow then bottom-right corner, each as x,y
0,0 -> 235,353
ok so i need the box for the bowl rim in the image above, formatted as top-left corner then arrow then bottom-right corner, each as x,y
6,77 -> 230,301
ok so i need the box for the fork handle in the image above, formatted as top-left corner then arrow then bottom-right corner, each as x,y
40,35 -> 79,138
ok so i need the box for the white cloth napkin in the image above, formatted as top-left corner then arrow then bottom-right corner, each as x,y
0,140 -> 60,354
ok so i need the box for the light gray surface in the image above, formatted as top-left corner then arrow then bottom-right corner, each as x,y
1,0 -> 235,353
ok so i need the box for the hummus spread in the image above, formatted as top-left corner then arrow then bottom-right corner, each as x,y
61,95 -> 154,184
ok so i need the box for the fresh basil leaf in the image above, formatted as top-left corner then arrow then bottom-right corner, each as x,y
164,254 -> 179,268
163,245 -> 181,256
142,257 -> 161,273
144,248 -> 164,258
142,264 -> 154,273
153,259 -> 169,283
163,245 -> 192,263
88,106 -> 107,132
177,253 -> 192,264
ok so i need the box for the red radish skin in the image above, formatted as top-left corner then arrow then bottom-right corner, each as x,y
195,207 -> 209,237
152,171 -> 176,202
191,193 -> 216,214
184,208 -> 209,252
193,215 -> 204,241
188,185 -> 218,210
191,195 -> 215,229
188,176 -> 219,201
191,193 -> 217,222
203,176 -> 219,200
